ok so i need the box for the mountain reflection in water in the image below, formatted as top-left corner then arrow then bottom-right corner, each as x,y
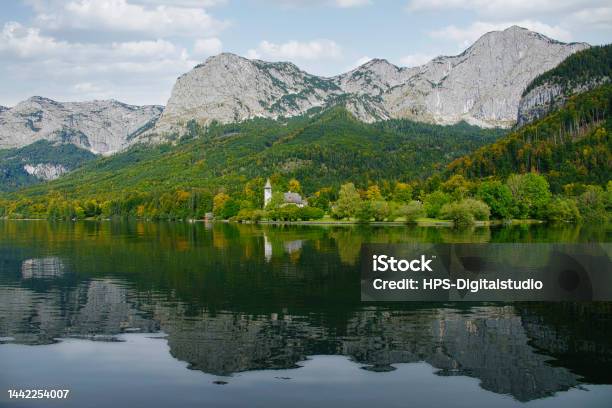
0,220 -> 610,405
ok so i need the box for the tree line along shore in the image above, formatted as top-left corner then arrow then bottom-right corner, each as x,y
2,172 -> 609,228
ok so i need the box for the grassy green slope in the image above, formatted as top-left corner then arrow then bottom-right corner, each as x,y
9,107 -> 504,200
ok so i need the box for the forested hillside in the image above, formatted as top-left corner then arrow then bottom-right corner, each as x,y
2,108 -> 503,199
448,84 -> 611,192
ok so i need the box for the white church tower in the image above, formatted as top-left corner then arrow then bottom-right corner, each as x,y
264,178 -> 272,207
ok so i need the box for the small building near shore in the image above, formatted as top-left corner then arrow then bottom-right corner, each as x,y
264,178 -> 307,208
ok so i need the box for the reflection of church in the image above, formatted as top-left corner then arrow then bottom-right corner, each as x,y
263,233 -> 304,262
264,179 -> 307,208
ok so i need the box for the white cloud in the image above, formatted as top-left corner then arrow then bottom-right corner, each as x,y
263,0 -> 370,8
73,82 -> 104,93
111,39 -> 177,58
0,22 -> 192,65
72,82 -> 115,99
6,0 -> 605,107
130,0 -> 227,6
0,21 -> 69,58
334,0 -> 371,7
398,53 -> 435,67
193,37 -> 222,58
7,1 -> 231,105
406,0 -> 607,19
0,20 -> 199,105
407,0 -> 612,40
34,0 -> 228,37
569,7 -> 612,30
430,21 -> 572,48
247,39 -> 342,61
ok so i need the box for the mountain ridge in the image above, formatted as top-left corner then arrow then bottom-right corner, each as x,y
0,97 -> 163,155
0,26 -> 590,156
150,26 -> 588,136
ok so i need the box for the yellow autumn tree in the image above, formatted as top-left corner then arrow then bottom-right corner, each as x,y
365,185 -> 382,201
213,192 -> 230,216
288,178 -> 301,193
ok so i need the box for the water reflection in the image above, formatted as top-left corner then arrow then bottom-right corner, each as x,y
0,220 -> 610,404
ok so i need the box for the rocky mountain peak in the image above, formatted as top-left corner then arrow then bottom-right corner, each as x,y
153,50 -> 340,134
350,58 -> 404,77
19,95 -> 62,108
360,58 -> 397,69
476,25 -> 548,44
337,58 -> 407,96
28,95 -> 56,102
194,52 -> 250,70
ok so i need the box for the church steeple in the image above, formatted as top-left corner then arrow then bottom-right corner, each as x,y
264,178 -> 272,207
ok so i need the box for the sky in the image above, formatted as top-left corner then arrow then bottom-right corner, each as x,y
0,0 -> 610,107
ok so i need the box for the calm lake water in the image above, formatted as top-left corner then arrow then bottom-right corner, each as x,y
0,220 -> 611,407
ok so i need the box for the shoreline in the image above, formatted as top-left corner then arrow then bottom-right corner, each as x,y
0,216 -> 546,227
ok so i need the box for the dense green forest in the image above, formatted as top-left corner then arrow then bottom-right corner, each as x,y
0,140 -> 95,191
523,44 -> 611,95
447,84 -> 612,192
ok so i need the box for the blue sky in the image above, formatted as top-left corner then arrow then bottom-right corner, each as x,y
0,0 -> 610,106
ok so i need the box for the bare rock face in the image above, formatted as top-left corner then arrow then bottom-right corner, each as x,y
23,163 -> 68,181
517,78 -> 609,126
153,26 -> 588,135
517,83 -> 566,127
0,97 -> 163,155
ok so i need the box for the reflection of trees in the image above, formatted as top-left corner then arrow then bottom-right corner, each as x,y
329,228 -> 363,265
212,223 -> 230,250
488,224 -> 599,243
439,226 -> 491,243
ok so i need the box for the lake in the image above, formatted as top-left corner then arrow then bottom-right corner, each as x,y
0,220 -> 610,407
